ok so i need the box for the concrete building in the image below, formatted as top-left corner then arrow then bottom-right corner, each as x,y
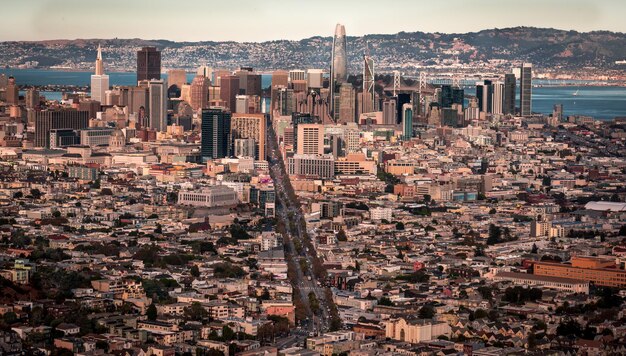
231,113 -> 266,160
177,185 -> 238,207
297,124 -> 324,155
385,318 -> 451,344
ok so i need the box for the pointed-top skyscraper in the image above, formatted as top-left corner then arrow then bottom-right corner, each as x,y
362,42 -> 375,114
330,23 -> 347,121
91,44 -> 109,104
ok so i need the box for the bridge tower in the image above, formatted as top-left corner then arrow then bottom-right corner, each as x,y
393,70 -> 401,96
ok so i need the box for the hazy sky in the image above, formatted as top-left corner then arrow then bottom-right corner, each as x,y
3,0 -> 625,41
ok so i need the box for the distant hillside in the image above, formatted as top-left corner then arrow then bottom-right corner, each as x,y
1,27 -> 625,73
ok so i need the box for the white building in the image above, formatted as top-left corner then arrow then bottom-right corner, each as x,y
370,207 -> 392,222
177,185 -> 238,207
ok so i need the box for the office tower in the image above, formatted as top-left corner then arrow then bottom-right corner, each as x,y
476,80 -> 493,113
272,70 -> 289,88
382,99 -> 397,125
90,45 -> 109,103
452,88 -> 464,109
220,75 -> 240,113
331,24 -> 347,86
411,91 -> 421,119
235,69 -> 262,97
231,113 -> 266,160
26,88 -> 40,109
307,69 -> 324,89
503,73 -> 516,115
297,123 -> 324,155
289,70 -> 306,83
6,77 -> 18,105
520,63 -> 532,116
129,85 -> 149,121
338,83 -> 356,124
465,97 -> 480,121
402,103 -> 413,140
137,47 -> 161,82
79,100 -> 101,119
553,104 -> 564,122
197,65 -> 212,79
397,94 -> 411,124
190,75 -> 209,111
275,87 -> 295,116
168,69 -> 187,90
491,81 -> 504,115
236,95 -> 249,114
292,112 -> 315,150
35,109 -> 90,147
363,55 -> 375,114
442,108 -> 459,127
330,24 -> 347,117
148,80 -> 167,131
440,85 -> 453,108
201,108 -> 231,160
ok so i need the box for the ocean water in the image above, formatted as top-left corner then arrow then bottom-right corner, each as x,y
3,69 -> 625,120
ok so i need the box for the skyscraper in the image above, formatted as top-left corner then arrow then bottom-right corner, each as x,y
338,83 -> 356,124
476,80 -> 493,113
362,55 -> 375,114
137,47 -> 161,82
382,99 -> 397,125
491,81 -> 504,115
26,88 -> 39,109
503,73 -> 516,115
330,24 -> 347,119
35,109 -> 90,148
148,80 -> 166,131
297,123 -> 324,155
520,63 -> 532,116
167,69 -> 187,90
201,108 -> 231,160
91,45 -> 109,103
220,75 -> 240,113
292,113 -> 315,150
190,75 -> 209,111
6,76 -> 18,105
231,113 -> 266,160
402,103 -> 413,140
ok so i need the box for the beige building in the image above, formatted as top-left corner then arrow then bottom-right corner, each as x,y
231,113 -> 266,160
297,123 -> 324,155
385,317 -> 451,343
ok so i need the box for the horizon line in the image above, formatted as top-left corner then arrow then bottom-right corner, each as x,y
2,26 -> 625,44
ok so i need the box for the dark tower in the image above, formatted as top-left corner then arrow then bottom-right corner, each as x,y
137,47 -> 161,82
201,108 -> 231,161
504,73 -> 516,115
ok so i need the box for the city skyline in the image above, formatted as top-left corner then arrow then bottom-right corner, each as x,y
3,0 -> 626,42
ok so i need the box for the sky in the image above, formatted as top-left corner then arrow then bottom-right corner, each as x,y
2,0 -> 625,42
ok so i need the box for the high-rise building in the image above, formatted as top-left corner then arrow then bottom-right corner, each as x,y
306,69 -> 324,89
297,123 -> 324,155
402,103 -> 413,140
148,80 -> 167,131
553,104 -> 564,122
503,73 -> 516,115
220,75 -> 240,113
137,47 -> 161,82
190,75 -> 209,111
197,65 -> 212,79
35,109 -> 90,147
382,99 -> 397,125
167,69 -> 187,90
476,80 -> 493,113
363,55 -> 375,114
236,95 -> 249,114
491,81 -> 504,115
201,108 -> 231,160
91,45 -> 109,103
338,83 -> 356,124
25,88 -> 39,109
289,70 -> 306,83
520,63 -> 532,116
330,24 -> 347,118
292,112 -> 315,150
231,113 -> 266,160
6,76 -> 18,105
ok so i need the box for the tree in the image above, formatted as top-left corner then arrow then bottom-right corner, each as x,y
30,188 -> 43,199
487,224 -> 502,245
337,229 -> 347,242
489,208 -> 497,214
378,297 -> 393,306
146,304 -> 157,321
395,222 -> 405,230
190,265 -> 200,278
418,305 -> 435,319
52,210 -> 62,218
531,243 -> 538,254
184,302 -> 209,321
13,191 -> 23,199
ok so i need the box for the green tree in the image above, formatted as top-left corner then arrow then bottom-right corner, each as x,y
337,229 -> 347,241
190,265 -> 200,278
487,224 -> 502,245
418,305 -> 435,319
146,304 -> 157,321
395,222 -> 405,230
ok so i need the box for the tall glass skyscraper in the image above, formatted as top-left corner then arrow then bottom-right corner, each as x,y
201,108 -> 231,160
402,103 -> 413,140
503,73 -> 516,115
137,47 -> 161,82
330,24 -> 347,120
520,63 -> 532,116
